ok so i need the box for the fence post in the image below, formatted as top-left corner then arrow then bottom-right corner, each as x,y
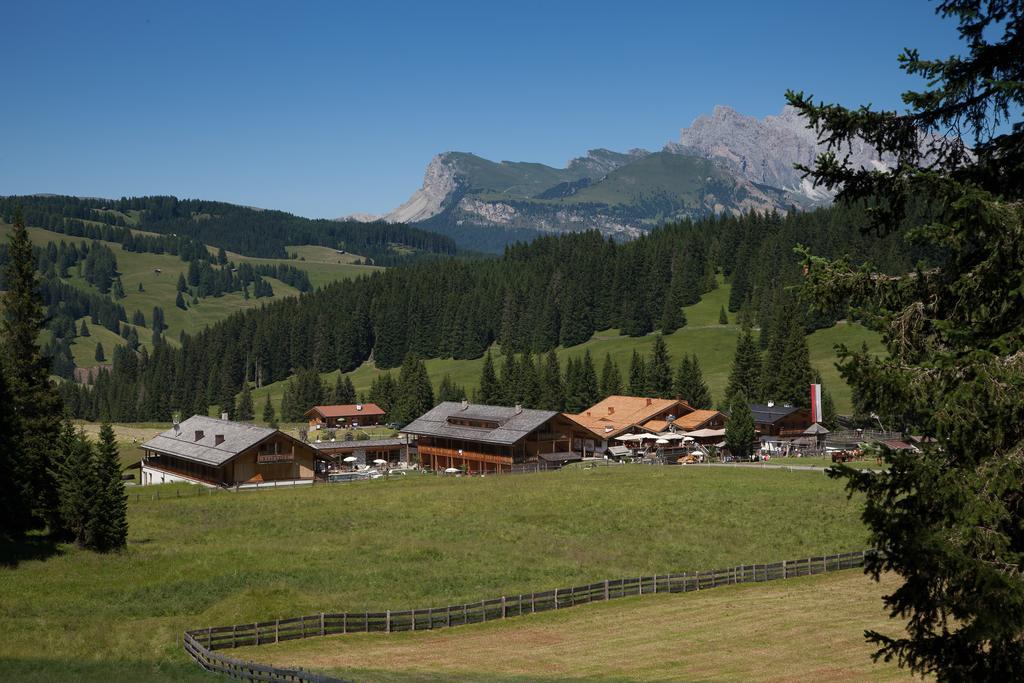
275,619 -> 279,643
501,596 -> 507,619
232,624 -> 236,648
446,606 -> 451,628
386,610 -> 391,633
206,627 -> 212,649
783,560 -> 788,579
320,612 -> 325,637
342,613 -> 347,634
554,588 -> 559,609
604,579 -> 609,601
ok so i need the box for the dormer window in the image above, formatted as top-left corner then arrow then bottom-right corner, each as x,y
194,430 -> 204,441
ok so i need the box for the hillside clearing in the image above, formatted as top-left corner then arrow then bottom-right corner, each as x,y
0,466 -> 866,681
234,569 -> 910,682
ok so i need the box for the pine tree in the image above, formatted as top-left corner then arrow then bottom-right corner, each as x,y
724,393 -> 755,460
79,320 -> 90,337
331,374 -> 357,404
599,353 -> 623,398
724,327 -> 761,407
437,374 -> 466,402
537,349 -> 565,411
790,3 -> 1024,675
392,353 -> 434,423
519,352 -> 541,408
498,353 -> 520,405
175,291 -> 187,310
1,209 -> 63,535
88,423 -> 127,552
718,305 -> 728,325
0,362 -> 28,538
627,350 -> 647,396
57,428 -> 98,547
579,350 -> 600,409
646,335 -> 673,398
477,351 -> 501,405
94,343 -> 105,362
562,357 -> 584,413
235,382 -> 255,421
673,354 -> 712,409
778,314 -> 814,407
176,273 -> 187,292
261,394 -> 276,427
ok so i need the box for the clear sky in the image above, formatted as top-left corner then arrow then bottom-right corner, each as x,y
4,0 -> 962,218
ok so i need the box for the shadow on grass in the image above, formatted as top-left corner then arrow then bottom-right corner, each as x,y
0,657 -> 212,682
0,534 -> 63,567
332,669 -> 636,683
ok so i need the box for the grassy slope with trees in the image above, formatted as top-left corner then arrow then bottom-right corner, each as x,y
0,222 -> 380,363
249,281 -> 883,417
0,466 -> 868,681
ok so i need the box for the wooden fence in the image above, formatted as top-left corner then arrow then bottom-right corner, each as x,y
182,549 -> 871,682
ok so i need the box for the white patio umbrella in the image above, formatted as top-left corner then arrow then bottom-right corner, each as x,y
655,438 -> 669,444
343,456 -> 358,463
373,458 -> 387,465
444,467 -> 460,474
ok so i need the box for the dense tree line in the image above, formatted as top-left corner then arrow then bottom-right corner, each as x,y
1,195 -> 457,264
68,201 -> 926,423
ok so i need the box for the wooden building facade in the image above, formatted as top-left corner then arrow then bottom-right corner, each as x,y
402,401 -> 573,474
141,415 -> 317,487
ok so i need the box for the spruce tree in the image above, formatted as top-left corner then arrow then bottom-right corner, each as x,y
519,352 -> 541,408
79,320 -> 90,337
331,373 -> 357,404
235,382 -> 255,421
477,351 -> 501,405
778,315 -> 814,407
437,374 -> 467,402
57,429 -> 98,548
790,3 -> 1024,675
718,305 -> 728,325
2,208 -> 63,535
393,353 -> 434,423
579,350 -> 600,409
0,362 -> 28,538
724,326 -> 761,407
673,354 -> 712,409
646,335 -> 673,398
537,349 -> 565,411
261,394 -> 276,427
724,393 -> 755,460
95,342 -> 105,362
627,350 -> 647,396
498,353 -> 520,405
599,352 -> 623,398
88,423 -> 127,552
175,291 -> 187,310
562,356 -> 584,413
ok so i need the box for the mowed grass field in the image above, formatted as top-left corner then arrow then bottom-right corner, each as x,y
0,222 -> 380,362
235,569 -> 909,682
0,466 -> 871,681
251,281 -> 884,416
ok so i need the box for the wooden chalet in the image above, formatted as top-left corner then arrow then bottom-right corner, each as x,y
562,396 -> 710,454
140,415 -> 317,487
305,403 -> 385,430
749,404 -> 813,437
401,401 -> 573,473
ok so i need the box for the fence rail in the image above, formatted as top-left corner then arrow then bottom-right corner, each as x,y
182,549 -> 872,682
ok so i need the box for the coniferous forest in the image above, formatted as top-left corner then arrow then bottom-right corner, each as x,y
58,200 -> 931,422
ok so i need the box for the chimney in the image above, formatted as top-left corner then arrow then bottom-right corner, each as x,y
646,398 -> 652,406
608,407 -> 615,415
220,412 -> 229,421
215,434 -> 225,446
515,404 -> 523,414
356,404 -> 363,411
194,430 -> 204,441
586,411 -> 591,417
461,399 -> 469,410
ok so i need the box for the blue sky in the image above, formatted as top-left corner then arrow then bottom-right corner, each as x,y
4,0 -> 961,218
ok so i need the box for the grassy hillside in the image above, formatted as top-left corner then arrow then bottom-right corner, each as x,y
236,569 -> 907,682
250,281 -> 883,416
2,223 -> 380,363
0,466 -> 867,681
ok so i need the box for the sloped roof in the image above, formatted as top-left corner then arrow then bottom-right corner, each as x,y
749,404 -> 806,424
401,402 -> 558,445
306,403 -> 385,419
309,438 -> 404,451
141,415 -> 289,467
672,410 -> 724,431
565,396 -> 691,438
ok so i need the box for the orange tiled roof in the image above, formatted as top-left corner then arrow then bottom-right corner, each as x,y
565,396 -> 691,438
672,410 -> 723,431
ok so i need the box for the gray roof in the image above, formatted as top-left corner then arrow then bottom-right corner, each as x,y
141,415 -> 280,467
401,402 -> 558,445
309,438 -> 405,451
750,404 -> 805,424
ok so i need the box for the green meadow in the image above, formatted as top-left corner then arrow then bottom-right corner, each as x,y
0,466 -> 867,681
